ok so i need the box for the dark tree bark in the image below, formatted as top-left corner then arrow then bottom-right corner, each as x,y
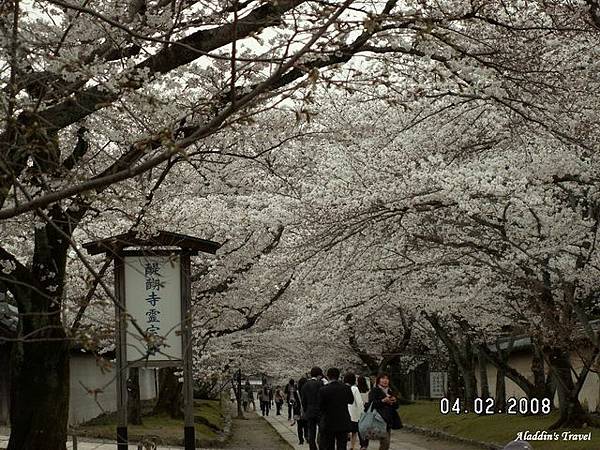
492,336 -> 516,412
7,223 -> 72,450
128,367 -> 142,425
154,367 -> 183,419
462,360 -> 478,407
8,324 -> 69,450
531,343 -> 552,402
478,347 -> 490,399
425,314 -> 477,407
480,345 -> 538,399
495,365 -> 507,412
446,359 -> 461,403
345,307 -> 413,382
547,348 -> 593,430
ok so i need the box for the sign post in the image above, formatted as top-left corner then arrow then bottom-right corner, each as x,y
115,257 -> 128,450
181,253 -> 195,450
83,231 -> 222,450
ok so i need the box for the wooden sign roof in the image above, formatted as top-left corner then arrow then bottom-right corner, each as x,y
83,230 -> 222,256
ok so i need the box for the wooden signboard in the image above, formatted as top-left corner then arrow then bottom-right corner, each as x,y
84,232 -> 221,450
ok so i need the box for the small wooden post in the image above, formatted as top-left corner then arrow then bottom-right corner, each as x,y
181,253 -> 195,450
115,256 -> 129,449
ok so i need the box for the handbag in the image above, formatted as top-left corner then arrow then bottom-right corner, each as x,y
358,403 -> 388,440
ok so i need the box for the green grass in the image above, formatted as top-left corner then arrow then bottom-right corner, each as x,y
73,399 -> 224,446
401,400 -> 600,450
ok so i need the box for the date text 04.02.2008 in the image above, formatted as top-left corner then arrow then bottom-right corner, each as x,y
439,397 -> 552,415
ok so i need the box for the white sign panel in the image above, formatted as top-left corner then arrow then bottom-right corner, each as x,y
124,255 -> 182,362
430,371 -> 447,398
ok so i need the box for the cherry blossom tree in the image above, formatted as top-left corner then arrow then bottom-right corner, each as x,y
233,61 -> 600,426
4,1 -> 600,447
0,0 -> 418,446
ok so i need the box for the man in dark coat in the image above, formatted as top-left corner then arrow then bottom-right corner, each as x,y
301,366 -> 324,450
318,367 -> 354,450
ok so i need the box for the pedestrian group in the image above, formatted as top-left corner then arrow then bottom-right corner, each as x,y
292,367 -> 402,450
236,368 -> 401,450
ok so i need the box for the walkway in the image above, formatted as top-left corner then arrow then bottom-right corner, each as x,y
262,412 -> 487,450
225,411 -> 293,449
0,434 -> 184,450
0,413 -> 487,449
1,412 -> 291,450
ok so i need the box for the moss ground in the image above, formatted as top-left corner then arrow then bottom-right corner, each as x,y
73,399 -> 224,446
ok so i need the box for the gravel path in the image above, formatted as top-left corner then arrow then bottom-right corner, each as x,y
264,412 -> 488,450
224,411 -> 293,450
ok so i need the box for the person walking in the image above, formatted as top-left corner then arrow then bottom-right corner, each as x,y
356,376 -> 370,450
268,384 -> 274,407
301,367 -> 324,450
318,367 -> 354,450
275,385 -> 285,415
284,378 -> 297,420
245,380 -> 256,411
294,377 -> 309,445
367,373 -> 402,450
259,382 -> 271,416
344,373 -> 364,450
241,388 -> 249,412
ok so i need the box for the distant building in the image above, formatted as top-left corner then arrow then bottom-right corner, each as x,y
476,333 -> 600,412
245,373 -> 273,388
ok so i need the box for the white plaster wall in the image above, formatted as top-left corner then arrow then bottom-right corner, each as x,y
69,354 -> 117,425
69,355 -> 159,425
139,368 -> 158,400
476,353 -> 532,399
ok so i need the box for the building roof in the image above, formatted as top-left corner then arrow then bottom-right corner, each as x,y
493,336 -> 533,351
493,319 -> 600,352
83,230 -> 222,256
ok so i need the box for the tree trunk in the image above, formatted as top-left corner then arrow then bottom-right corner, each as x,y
128,367 -> 142,425
425,314 -> 477,406
458,337 -> 477,407
596,373 -> 600,414
446,359 -> 461,403
495,365 -> 506,412
154,367 -> 183,419
462,365 -> 478,407
548,348 -> 590,429
478,347 -> 490,399
546,370 -> 556,409
531,345 -> 549,401
5,208 -> 77,450
8,295 -> 69,450
480,345 -> 537,400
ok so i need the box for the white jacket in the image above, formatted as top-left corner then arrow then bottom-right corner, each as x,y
348,385 -> 365,423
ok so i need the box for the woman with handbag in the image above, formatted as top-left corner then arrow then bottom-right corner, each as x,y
366,373 -> 402,450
